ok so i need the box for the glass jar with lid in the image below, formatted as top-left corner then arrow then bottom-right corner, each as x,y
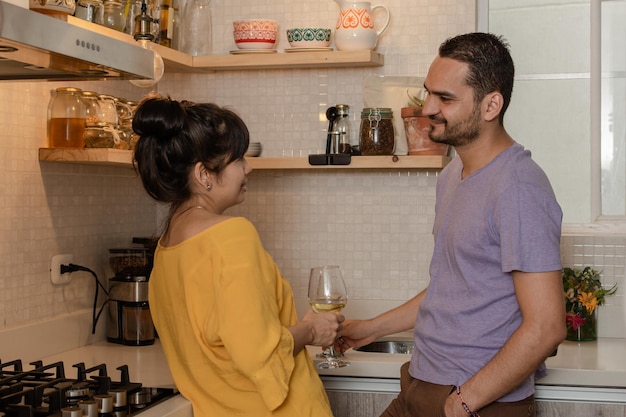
84,123 -> 115,148
359,107 -> 395,155
100,0 -> 125,31
81,91 -> 104,127
75,0 -> 103,23
48,87 -> 86,148
97,94 -> 118,127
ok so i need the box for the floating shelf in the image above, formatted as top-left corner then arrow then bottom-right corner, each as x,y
39,148 -> 450,170
65,16 -> 384,72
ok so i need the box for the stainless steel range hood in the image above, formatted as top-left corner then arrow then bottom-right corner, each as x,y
0,1 -> 154,81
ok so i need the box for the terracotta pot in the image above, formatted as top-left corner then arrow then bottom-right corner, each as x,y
401,107 -> 449,156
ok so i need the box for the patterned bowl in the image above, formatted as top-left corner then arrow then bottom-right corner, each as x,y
233,20 -> 278,49
286,28 -> 331,48
233,19 -> 278,32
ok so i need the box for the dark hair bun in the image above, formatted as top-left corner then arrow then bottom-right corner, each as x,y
132,97 -> 185,141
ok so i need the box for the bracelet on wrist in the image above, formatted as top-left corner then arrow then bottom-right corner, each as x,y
455,386 -> 480,417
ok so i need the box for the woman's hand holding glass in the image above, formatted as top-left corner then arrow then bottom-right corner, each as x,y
300,309 -> 344,347
307,265 -> 349,369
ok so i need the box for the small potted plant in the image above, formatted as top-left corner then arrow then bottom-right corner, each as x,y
562,266 -> 617,341
400,90 -> 449,156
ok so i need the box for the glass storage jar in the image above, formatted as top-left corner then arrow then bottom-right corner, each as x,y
74,0 -> 103,23
84,123 -> 115,148
97,94 -> 118,126
48,87 -> 86,148
81,91 -> 104,127
100,0 -> 125,31
359,107 -> 395,155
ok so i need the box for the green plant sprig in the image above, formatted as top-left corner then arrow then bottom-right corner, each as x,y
406,89 -> 425,108
562,266 -> 617,306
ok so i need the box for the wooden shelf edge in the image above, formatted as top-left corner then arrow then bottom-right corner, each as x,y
191,50 -> 384,71
39,149 -> 450,170
39,148 -> 134,167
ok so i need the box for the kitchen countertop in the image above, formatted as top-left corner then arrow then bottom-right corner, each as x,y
40,336 -> 626,405
4,311 -> 624,409
308,334 -> 626,389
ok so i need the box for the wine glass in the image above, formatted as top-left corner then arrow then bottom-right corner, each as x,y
308,265 -> 349,369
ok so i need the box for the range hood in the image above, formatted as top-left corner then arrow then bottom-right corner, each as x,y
0,1 -> 154,81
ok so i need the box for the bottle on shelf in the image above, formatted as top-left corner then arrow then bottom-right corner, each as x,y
179,0 -> 212,56
157,0 -> 173,47
334,104 -> 352,154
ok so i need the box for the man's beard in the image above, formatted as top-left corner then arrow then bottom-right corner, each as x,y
428,103 -> 481,147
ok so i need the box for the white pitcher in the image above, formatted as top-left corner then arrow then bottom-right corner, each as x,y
334,0 -> 390,51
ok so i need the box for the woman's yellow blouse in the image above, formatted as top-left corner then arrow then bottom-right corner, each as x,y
149,217 -> 332,417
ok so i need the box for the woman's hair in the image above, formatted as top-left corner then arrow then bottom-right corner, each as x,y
438,32 -> 515,122
132,96 -> 249,207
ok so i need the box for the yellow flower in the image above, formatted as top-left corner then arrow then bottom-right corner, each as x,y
578,292 -> 599,314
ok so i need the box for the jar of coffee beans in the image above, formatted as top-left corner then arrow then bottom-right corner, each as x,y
360,108 -> 395,155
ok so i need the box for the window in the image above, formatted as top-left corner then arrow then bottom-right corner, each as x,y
477,0 -> 626,232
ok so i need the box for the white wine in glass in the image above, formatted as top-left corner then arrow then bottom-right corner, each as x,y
308,265 -> 349,369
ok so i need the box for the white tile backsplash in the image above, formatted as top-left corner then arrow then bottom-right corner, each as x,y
0,0 -> 623,341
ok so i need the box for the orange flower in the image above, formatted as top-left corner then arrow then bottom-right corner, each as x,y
578,291 -> 598,314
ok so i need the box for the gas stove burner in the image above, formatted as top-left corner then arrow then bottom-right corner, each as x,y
0,359 -> 176,417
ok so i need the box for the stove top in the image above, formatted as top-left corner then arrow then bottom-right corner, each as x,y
0,359 -> 175,417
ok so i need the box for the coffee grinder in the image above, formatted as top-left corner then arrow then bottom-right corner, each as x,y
106,247 -> 155,346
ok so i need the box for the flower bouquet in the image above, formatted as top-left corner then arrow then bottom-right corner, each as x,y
562,267 -> 617,341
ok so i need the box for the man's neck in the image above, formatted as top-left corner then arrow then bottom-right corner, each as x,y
455,128 -> 514,179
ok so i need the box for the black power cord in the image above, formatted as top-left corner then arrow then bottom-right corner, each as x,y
60,263 -> 109,334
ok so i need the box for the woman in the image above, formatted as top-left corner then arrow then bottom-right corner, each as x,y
133,96 -> 341,417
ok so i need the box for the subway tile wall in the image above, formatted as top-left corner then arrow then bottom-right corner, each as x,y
0,0 -> 623,341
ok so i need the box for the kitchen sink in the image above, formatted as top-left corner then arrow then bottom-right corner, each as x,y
355,340 -> 415,354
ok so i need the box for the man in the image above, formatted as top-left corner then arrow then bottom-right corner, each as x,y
338,33 -> 566,417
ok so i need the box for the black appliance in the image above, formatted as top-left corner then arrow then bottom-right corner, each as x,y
0,359 -> 175,416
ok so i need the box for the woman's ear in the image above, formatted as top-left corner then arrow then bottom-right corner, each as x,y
193,162 -> 212,189
483,91 -> 504,122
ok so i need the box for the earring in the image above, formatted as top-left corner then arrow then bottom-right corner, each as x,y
206,183 -> 212,191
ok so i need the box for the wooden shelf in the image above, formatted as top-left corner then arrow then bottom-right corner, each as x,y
65,16 -> 383,72
39,148 -> 450,170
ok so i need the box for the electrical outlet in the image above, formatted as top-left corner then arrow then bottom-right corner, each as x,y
50,254 -> 74,285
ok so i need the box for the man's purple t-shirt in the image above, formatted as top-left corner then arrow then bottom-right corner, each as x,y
409,143 -> 562,402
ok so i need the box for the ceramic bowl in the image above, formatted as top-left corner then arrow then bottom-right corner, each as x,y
233,19 -> 278,49
245,142 -> 263,157
286,28 -> 331,48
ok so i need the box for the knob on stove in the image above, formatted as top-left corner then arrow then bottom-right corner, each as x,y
94,394 -> 114,415
108,388 -> 128,409
79,399 -> 99,417
61,406 -> 83,417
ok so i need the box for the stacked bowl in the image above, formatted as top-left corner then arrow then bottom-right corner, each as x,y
233,19 -> 278,50
245,142 -> 263,157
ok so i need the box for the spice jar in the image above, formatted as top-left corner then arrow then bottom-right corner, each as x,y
84,123 -> 115,148
97,94 -> 118,126
359,107 -> 395,155
81,91 -> 104,127
47,87 -> 86,148
100,0 -> 125,31
75,0 -> 103,23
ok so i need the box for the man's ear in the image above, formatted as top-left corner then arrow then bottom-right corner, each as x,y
483,91 -> 504,122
